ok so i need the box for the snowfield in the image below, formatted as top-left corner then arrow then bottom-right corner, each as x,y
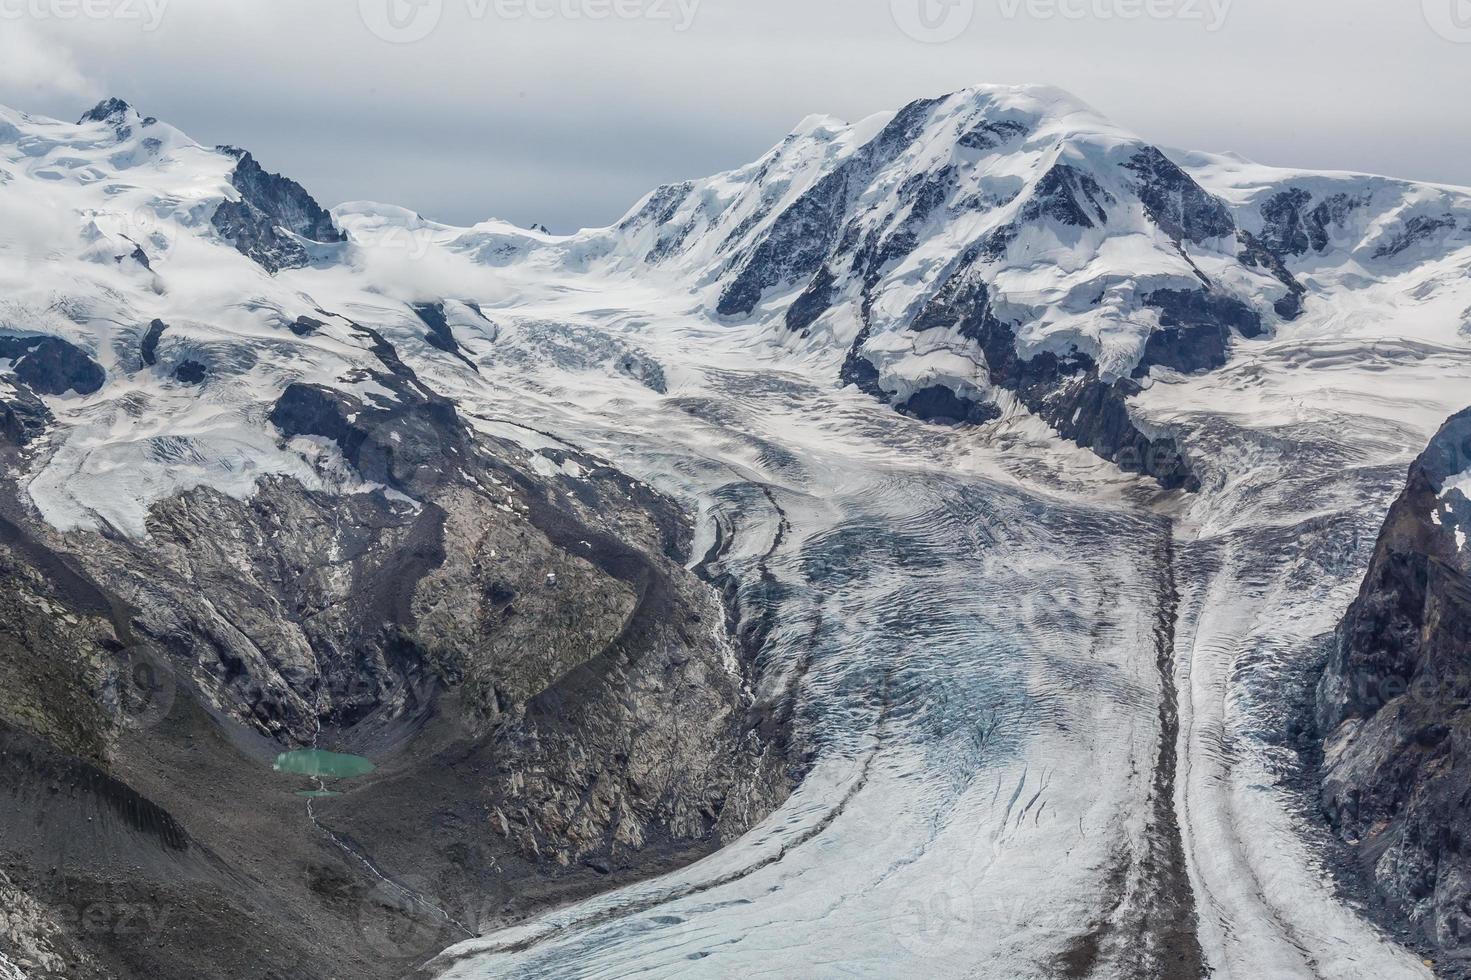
1,85 -> 1469,978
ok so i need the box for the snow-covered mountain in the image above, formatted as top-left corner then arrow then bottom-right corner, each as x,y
339,84 -> 1471,488
1,85 -> 1470,980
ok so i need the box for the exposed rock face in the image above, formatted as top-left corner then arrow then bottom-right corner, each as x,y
1374,214 -> 1460,260
268,319 -> 474,499
898,267 -> 1203,491
1258,187 -> 1364,258
222,147 -> 344,245
211,199 -> 311,273
1123,147 -> 1235,245
78,98 -> 132,125
1023,162 -> 1114,229
413,302 -> 466,358
76,98 -> 139,141
289,314 -> 324,337
716,96 -> 942,318
1134,288 -> 1264,377
0,335 -> 105,396
0,318 -> 790,979
679,89 -> 1312,491
0,382 -> 51,446
1236,229 -> 1309,320
211,146 -> 344,273
1317,407 -> 1471,962
897,384 -> 1000,426
171,360 -> 207,385
139,319 -> 167,367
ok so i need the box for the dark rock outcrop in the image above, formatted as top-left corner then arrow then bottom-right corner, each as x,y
1374,214 -> 1459,260
211,146 -> 344,274
408,302 -> 473,365
0,382 -> 52,446
1020,162 -> 1114,229
898,385 -> 1000,426
412,302 -> 462,356
120,242 -> 151,271
1238,230 -> 1309,320
0,335 -> 105,396
1317,407 -> 1471,961
717,97 -> 942,317
140,319 -> 166,367
289,315 -> 327,337
786,265 -> 838,333
269,322 -> 472,499
77,98 -> 139,140
895,266 -> 1200,490
172,360 -> 207,385
78,98 -> 132,125
1123,147 -> 1235,246
957,118 -> 1028,151
1133,287 -> 1263,378
1258,187 -> 1364,258
211,199 -> 312,274
1246,187 -> 1372,319
221,147 -> 343,245
838,326 -> 883,395
621,181 -> 697,264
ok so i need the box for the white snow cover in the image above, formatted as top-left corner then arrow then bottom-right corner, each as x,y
1445,468 -> 1471,501
1,85 -> 1469,978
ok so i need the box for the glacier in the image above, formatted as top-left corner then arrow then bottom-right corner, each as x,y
1,84 -> 1469,978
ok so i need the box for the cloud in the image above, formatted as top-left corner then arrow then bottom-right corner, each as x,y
0,0 -> 1466,231
0,22 -> 96,103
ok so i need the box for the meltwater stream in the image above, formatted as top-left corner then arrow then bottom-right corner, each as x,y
421,350 -> 1191,979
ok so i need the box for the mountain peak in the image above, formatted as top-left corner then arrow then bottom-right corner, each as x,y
78,97 -> 135,125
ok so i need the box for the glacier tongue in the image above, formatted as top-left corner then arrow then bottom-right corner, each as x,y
416,336 -> 1186,979
407,296 -> 1450,979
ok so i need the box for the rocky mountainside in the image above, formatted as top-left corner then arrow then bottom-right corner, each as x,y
372,85 -> 1471,491
0,99 -> 789,980
1318,407 -> 1471,969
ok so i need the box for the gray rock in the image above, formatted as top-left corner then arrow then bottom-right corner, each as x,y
0,335 -> 105,396
1317,407 -> 1471,963
211,146 -> 344,273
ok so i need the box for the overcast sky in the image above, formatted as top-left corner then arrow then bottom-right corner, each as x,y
2,0 -> 1468,231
